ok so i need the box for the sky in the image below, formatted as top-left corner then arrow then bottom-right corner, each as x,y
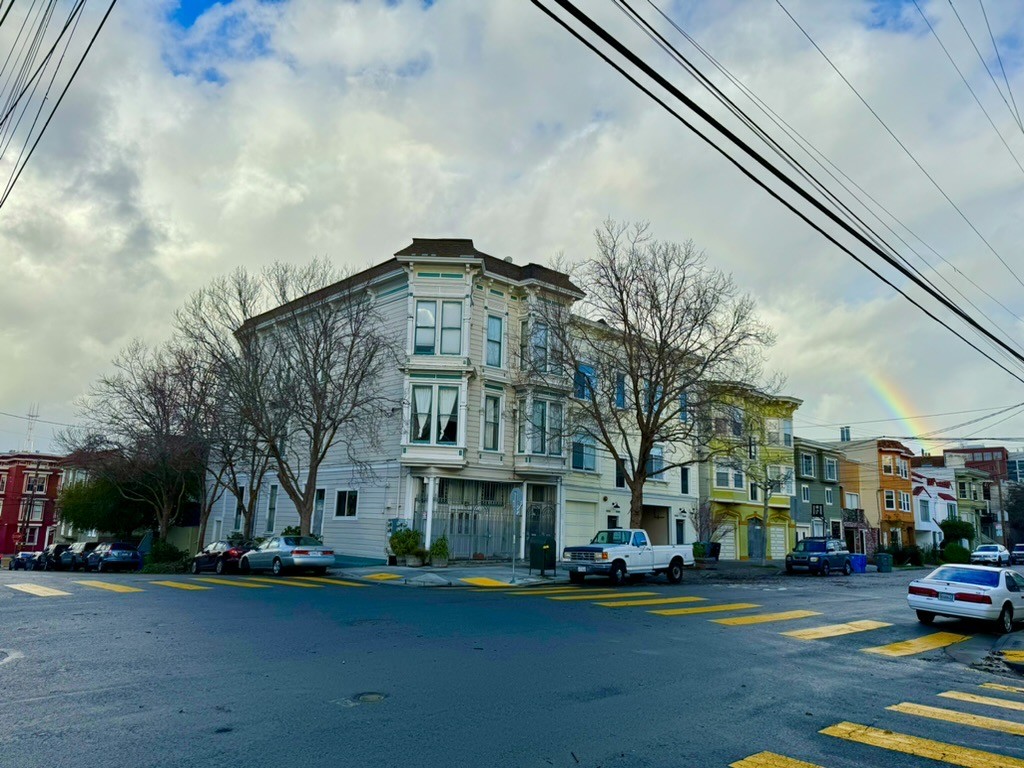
1,0 -> 1023,456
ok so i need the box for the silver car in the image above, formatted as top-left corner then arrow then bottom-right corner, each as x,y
239,536 -> 335,576
970,544 -> 1010,566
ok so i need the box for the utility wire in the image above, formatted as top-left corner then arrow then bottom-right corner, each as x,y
797,403 -> 1024,428
978,0 -> 1023,132
0,1 -> 18,32
532,0 -> 1024,388
0,409 -> 75,427
775,0 -> 1024,293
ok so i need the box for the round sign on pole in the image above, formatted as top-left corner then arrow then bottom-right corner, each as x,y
11,532 -> 22,544
510,488 -> 523,512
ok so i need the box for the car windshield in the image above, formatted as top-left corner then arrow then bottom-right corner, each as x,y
976,546 -> 998,552
282,537 -> 322,547
1015,546 -> 1024,552
794,540 -> 826,552
591,530 -> 631,545
926,567 -> 1000,587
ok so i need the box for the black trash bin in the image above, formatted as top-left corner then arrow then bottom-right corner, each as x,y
529,535 -> 557,576
708,542 -> 721,561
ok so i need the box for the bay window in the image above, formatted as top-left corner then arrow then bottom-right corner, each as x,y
520,398 -> 562,455
414,300 -> 463,355
410,384 -> 461,445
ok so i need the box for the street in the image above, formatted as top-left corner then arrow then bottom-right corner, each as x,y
1,568 -> 1023,767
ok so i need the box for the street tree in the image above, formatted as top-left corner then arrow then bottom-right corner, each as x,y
534,220 -> 776,529
56,474 -> 153,539
1006,483 -> 1024,543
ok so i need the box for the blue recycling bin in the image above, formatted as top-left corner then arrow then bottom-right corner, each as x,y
851,554 -> 867,574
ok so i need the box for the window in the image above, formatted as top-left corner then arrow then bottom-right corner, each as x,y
607,515 -> 619,529
486,315 -> 503,367
24,475 -> 46,493
313,488 -> 326,533
845,492 -> 860,508
948,502 -> 958,519
899,491 -> 911,513
882,455 -> 894,475
21,499 -> 44,521
715,464 -> 730,488
732,468 -> 745,489
770,466 -> 794,496
571,435 -> 596,471
25,527 -> 39,545
897,459 -> 909,479
825,488 -> 834,506
824,458 -> 838,482
646,446 -> 665,480
679,392 -> 688,422
574,363 -> 595,400
984,451 -> 993,461
335,489 -> 358,518
614,374 -> 626,409
957,481 -> 967,498
522,320 -> 556,373
920,499 -> 930,522
750,483 -> 760,502
233,488 -> 244,531
410,384 -> 460,445
801,485 -> 810,503
615,459 -> 626,488
680,466 -> 690,495
414,300 -> 462,355
748,438 -> 757,460
800,453 -> 815,478
714,407 -> 742,437
632,531 -> 648,547
265,485 -> 278,532
884,490 -> 896,510
483,395 -> 501,451
0,474 -> 5,493
523,399 -> 562,455
782,419 -> 793,447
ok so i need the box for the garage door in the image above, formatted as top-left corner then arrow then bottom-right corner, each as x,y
716,522 -> 737,560
770,525 -> 787,559
564,500 -> 598,547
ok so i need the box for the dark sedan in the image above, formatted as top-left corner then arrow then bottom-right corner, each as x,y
86,542 -> 143,573
36,543 -> 71,571
190,540 -> 253,575
8,551 -> 39,570
60,541 -> 100,571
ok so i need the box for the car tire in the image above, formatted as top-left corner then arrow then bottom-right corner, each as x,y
608,563 -> 627,587
312,567 -> 327,576
271,558 -> 283,577
568,571 -> 585,585
666,558 -> 684,584
97,562 -> 105,574
239,557 -> 250,575
785,564 -> 794,574
842,560 -> 852,576
215,559 -> 225,575
820,562 -> 830,577
998,604 -> 1014,635
916,610 -> 935,625
190,560 -> 201,575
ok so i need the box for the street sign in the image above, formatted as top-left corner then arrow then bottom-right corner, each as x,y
510,488 -> 523,512
811,504 -> 824,518
11,532 -> 22,543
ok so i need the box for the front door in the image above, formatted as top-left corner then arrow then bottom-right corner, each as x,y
675,519 -> 686,545
747,519 -> 764,559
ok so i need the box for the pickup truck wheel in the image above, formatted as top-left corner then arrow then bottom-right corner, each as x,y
608,563 -> 627,587
820,561 -> 830,577
568,572 -> 584,585
666,559 -> 683,584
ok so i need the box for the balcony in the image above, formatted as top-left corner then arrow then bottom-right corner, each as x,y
401,444 -> 468,469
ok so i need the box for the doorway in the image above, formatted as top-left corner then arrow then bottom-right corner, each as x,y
747,518 -> 764,559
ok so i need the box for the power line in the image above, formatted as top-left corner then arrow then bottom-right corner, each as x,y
533,0 -> 1024,388
796,403 -> 1024,428
0,408 -> 75,427
978,0 -> 1023,132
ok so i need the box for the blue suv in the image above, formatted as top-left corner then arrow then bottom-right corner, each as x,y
86,542 -> 142,573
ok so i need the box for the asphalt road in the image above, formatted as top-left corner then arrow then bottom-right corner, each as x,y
1,567 -> 1023,768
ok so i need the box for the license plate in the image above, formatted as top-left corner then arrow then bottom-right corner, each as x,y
576,566 -> 587,573
939,592 -> 954,602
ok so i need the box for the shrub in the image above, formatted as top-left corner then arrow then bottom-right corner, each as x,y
923,546 -> 942,565
692,542 -> 706,559
281,525 -> 322,541
141,559 -> 187,574
150,540 -> 186,564
429,535 -> 450,560
905,546 -> 924,567
389,528 -> 421,557
939,519 -> 975,545
942,542 -> 971,564
411,547 -> 429,562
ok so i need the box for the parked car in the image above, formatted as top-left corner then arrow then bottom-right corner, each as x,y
1012,544 -> 1024,566
561,528 -> 694,585
60,541 -> 100,571
86,542 -> 143,573
907,564 -> 1024,634
785,537 -> 852,576
970,544 -> 1010,566
239,536 -> 335,576
190,540 -> 253,575
36,543 -> 71,571
8,551 -> 39,570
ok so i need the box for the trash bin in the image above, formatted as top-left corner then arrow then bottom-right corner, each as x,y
708,542 -> 721,562
529,535 -> 557,575
851,554 -> 867,574
875,553 -> 893,573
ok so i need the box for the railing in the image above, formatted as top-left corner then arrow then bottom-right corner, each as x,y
413,503 -> 517,560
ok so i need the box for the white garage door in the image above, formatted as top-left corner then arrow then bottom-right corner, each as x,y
716,522 -> 737,560
770,525 -> 787,559
564,500 -> 598,547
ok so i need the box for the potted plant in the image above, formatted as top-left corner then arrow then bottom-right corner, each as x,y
430,535 -> 450,568
389,527 -> 420,566
407,547 -> 429,567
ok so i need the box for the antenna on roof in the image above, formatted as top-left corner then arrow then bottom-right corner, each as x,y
23,403 -> 39,452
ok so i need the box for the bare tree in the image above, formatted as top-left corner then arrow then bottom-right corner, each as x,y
692,495 -> 730,548
535,220 -> 776,529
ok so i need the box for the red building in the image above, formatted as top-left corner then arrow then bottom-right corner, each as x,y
0,452 -> 63,554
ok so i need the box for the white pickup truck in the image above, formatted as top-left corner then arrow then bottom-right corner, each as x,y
561,529 -> 694,586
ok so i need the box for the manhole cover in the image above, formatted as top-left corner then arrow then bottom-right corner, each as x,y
354,692 -> 386,704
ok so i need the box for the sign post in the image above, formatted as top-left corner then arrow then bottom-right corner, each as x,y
510,488 -> 524,585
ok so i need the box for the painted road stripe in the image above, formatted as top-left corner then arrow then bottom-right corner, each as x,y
461,577 -> 513,587
193,578 -> 269,589
151,581 -> 211,591
939,690 -> 1024,712
548,591 -> 659,601
782,620 -> 891,641
75,580 -> 144,594
862,632 -> 970,657
504,588 -> 583,596
983,683 -> 1024,695
821,721 -> 1024,768
246,577 -> 322,588
651,602 -> 760,617
1002,650 -> 1024,662
596,596 -> 708,608
730,752 -> 823,768
363,573 -> 403,581
5,583 -> 70,597
297,577 -> 368,587
712,610 -> 821,626
889,701 -> 1024,737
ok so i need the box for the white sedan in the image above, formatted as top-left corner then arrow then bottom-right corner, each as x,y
907,564 -> 1024,634
970,544 -> 1010,566
240,536 -> 335,576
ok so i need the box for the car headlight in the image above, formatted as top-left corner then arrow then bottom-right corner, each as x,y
562,550 -> 570,560
809,556 -> 819,562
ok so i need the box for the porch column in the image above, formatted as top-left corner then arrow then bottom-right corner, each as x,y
424,476 -> 436,547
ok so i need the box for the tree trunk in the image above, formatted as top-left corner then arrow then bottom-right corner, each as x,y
158,503 -> 173,542
629,482 -> 644,529
197,516 -> 209,552
761,490 -> 771,566
298,504 -> 313,536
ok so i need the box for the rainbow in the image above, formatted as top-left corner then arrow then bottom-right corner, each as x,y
862,370 -> 928,445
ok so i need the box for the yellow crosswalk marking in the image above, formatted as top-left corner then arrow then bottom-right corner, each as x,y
730,752 -> 824,768
596,596 -> 707,608
862,632 -> 969,657
194,577 -> 269,589
548,591 -> 659,601
6,583 -> 70,597
504,588 -> 583,595
651,602 -> 760,617
1001,650 -> 1024,662
983,683 -> 1024,695
363,573 -> 403,581
246,577 -> 322,588
782,620 -> 890,640
821,720 -> 1024,767
297,577 -> 368,587
889,701 -> 1024,736
151,581 -> 211,591
713,610 -> 821,626
461,577 -> 512,587
75,580 -> 143,594
939,691 -> 1024,712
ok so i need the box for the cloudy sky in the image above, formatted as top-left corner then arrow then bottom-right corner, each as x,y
2,0 -> 1023,455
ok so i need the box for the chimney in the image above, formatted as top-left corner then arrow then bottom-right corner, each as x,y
840,426 -> 851,442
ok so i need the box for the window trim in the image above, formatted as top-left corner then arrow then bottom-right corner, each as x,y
824,457 -> 838,482
825,487 -> 834,506
265,484 -> 278,532
884,489 -> 896,510
482,393 -> 502,452
409,383 -> 462,446
413,299 -> 463,356
800,485 -> 810,503
571,434 -> 597,472
334,489 -> 359,519
485,314 -> 504,368
800,452 -> 816,478
646,446 -> 665,481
